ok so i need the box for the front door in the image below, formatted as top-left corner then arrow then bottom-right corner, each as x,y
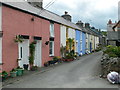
18,40 -> 29,68
76,41 -> 78,53
34,40 -> 42,67
90,42 -> 92,53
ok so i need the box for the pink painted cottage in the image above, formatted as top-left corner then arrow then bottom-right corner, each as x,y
0,1 -> 61,72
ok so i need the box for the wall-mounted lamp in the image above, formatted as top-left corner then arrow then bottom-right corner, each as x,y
31,17 -> 34,21
0,31 -> 3,37
45,41 -> 49,45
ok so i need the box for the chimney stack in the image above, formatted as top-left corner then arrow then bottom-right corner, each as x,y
108,19 -> 112,24
91,27 -> 95,29
76,21 -> 84,28
28,0 -> 43,9
61,11 -> 72,22
85,23 -> 90,28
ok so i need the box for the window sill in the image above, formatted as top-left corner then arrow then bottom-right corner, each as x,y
49,55 -> 54,57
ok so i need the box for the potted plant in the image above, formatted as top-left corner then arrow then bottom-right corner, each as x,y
10,69 -> 17,78
53,56 -> 58,63
57,56 -> 62,63
16,66 -> 24,76
30,66 -> 38,71
29,42 -> 35,70
61,57 -> 66,62
65,52 -> 74,62
1,71 -> 8,81
60,45 -> 67,58
14,35 -> 24,43
44,62 -> 49,67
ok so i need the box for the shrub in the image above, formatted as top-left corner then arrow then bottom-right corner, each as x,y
66,52 -> 74,59
103,46 -> 120,58
2,71 -> 8,77
10,69 -> 17,72
53,56 -> 59,61
31,66 -> 38,71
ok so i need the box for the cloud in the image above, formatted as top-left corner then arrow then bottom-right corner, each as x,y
43,0 -> 119,30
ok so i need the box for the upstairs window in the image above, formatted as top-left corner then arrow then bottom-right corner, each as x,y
50,22 -> 54,37
49,41 -> 54,56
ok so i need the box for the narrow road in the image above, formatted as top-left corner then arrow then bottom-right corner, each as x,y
3,52 -> 119,88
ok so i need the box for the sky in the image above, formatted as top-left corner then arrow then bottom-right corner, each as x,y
43,0 -> 120,31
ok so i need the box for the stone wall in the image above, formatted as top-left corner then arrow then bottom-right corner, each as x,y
100,54 -> 120,78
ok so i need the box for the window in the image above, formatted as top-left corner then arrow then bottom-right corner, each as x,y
50,22 -> 54,37
20,47 -> 23,58
0,38 -> 2,64
49,41 -> 54,56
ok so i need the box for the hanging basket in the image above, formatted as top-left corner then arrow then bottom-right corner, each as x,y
14,35 -> 24,43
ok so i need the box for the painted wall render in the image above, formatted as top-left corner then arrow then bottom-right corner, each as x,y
75,30 -> 81,55
2,6 -> 60,72
82,32 -> 86,55
68,28 -> 76,39
60,25 -> 66,47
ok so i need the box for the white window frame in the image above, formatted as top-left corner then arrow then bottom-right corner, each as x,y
0,38 -> 2,64
50,22 -> 54,37
18,43 -> 23,60
49,41 -> 54,56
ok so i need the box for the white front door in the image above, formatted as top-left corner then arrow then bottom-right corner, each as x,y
34,40 -> 42,67
18,40 -> 29,68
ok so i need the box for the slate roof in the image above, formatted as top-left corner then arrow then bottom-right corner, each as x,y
1,2 -> 83,31
90,28 -> 101,37
113,20 -> 120,31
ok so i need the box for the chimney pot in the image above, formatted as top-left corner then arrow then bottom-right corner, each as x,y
61,11 -> 72,22
108,19 -> 112,24
65,11 -> 68,15
76,21 -> 83,27
85,23 -> 90,28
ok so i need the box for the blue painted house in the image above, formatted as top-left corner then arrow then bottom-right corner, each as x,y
76,21 -> 86,55
76,30 -> 86,56
75,30 -> 81,55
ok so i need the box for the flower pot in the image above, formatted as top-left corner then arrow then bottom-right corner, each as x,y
66,59 -> 73,62
1,72 -> 8,82
30,66 -> 38,71
10,71 -> 17,78
2,74 -> 8,82
62,59 -> 66,62
16,69 -> 24,76
44,62 -> 49,67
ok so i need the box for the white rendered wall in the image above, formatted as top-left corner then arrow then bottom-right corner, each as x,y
68,28 -> 76,52
68,28 -> 75,39
60,25 -> 66,47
